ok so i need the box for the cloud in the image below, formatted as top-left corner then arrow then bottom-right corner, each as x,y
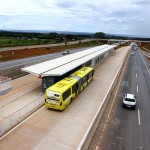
0,0 -> 149,37
55,0 -> 77,8
133,0 -> 150,5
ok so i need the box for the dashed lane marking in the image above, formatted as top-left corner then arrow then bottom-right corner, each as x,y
138,109 -> 141,125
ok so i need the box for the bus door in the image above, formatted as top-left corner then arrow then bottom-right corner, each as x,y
71,83 -> 78,99
75,84 -> 78,97
74,83 -> 78,98
77,79 -> 82,93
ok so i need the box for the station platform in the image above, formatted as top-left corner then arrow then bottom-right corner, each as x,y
0,46 -> 130,150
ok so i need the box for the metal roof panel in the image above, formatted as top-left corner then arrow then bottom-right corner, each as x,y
22,44 -> 116,76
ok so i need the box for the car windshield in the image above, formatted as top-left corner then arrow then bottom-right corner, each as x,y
125,98 -> 135,102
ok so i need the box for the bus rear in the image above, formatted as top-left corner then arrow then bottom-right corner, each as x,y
45,90 -> 63,110
45,77 -> 78,110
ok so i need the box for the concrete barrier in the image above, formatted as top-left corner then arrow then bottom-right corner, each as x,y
0,80 -> 41,107
0,76 -> 12,95
77,48 -> 130,150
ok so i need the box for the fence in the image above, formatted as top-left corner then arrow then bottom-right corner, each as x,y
0,94 -> 44,137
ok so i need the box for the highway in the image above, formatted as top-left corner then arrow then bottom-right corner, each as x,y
0,47 -> 89,69
88,47 -> 150,150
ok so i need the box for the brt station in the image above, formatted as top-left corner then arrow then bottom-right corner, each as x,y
0,45 -> 131,149
22,44 -> 116,92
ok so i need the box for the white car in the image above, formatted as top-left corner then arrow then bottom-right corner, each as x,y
62,50 -> 70,55
122,93 -> 136,109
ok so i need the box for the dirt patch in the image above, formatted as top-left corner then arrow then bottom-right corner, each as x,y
0,41 -> 123,62
0,44 -> 81,62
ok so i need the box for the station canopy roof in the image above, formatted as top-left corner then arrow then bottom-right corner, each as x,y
22,44 -> 116,77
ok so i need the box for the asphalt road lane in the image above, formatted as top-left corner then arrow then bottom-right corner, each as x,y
136,49 -> 150,150
88,47 -> 150,150
0,47 -> 89,70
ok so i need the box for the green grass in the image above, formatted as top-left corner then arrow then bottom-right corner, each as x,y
0,37 -> 56,47
68,40 -> 101,49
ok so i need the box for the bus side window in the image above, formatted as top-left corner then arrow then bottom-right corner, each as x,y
63,88 -> 71,101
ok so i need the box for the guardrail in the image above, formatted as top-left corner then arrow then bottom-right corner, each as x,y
0,94 -> 44,137
77,48 -> 130,150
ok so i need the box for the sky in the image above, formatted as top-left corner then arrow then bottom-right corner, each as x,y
0,0 -> 150,37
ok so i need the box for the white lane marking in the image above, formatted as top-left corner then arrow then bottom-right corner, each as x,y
138,109 -> 141,125
0,105 -> 45,140
136,73 -> 137,78
136,66 -> 137,70
139,50 -> 150,75
137,85 -> 138,93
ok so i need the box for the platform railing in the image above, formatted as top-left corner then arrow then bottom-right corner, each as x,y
0,94 -> 44,137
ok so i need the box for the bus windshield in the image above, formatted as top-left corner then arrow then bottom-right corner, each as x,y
47,91 -> 60,101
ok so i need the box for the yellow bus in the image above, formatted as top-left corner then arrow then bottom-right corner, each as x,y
45,67 -> 94,110
70,67 -> 94,92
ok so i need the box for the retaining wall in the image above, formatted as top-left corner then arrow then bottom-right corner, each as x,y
0,80 -> 41,107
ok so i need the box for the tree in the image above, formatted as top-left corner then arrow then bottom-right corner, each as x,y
94,32 -> 105,39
